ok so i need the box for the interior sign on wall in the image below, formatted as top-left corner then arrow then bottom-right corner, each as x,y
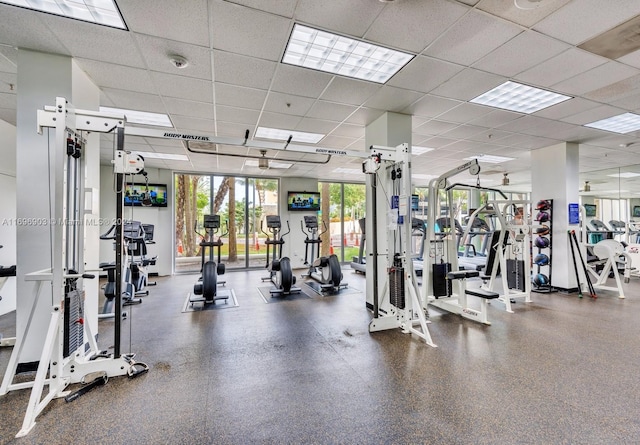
568,203 -> 580,225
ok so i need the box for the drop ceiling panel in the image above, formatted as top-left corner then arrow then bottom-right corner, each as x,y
402,95 -> 462,118
0,6 -> 69,56
172,115 -> 216,133
498,133 -> 560,150
420,136 -> 458,149
533,97 -> 601,120
413,120 -> 458,136
263,92 -> 316,116
0,46 -> 17,73
215,105 -> 260,126
476,0 -> 571,28
468,109 -> 522,128
516,48 -> 607,88
467,129 -> 513,143
430,68 -> 505,101
164,98 -> 214,119
295,118 -> 340,134
214,84 -> 267,110
0,92 -> 16,110
225,0 -> 297,17
294,0 -> 385,37
210,1 -> 292,61
533,0 -> 640,46
117,0 -> 209,46
583,73 -> 640,103
618,49 -> 640,69
101,89 -> 166,113
270,64 -> 333,98
305,101 -> 358,122
150,72 -> 213,102
0,107 -> 15,125
364,0 -> 469,53
134,34 -> 213,80
320,77 -> 380,106
387,55 -> 464,94
213,51 -> 277,90
497,115 -> 552,133
424,10 -> 522,66
329,123 -> 365,139
362,86 -> 423,113
75,59 -> 157,94
552,61 -> 639,96
472,31 -> 570,77
344,108 -> 386,125
440,124 -> 488,140
257,111 -> 301,129
321,135 -> 358,149
610,91 -> 640,111
436,103 -> 493,124
560,105 -> 626,125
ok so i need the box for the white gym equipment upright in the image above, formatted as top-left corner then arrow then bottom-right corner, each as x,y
0,98 -> 148,438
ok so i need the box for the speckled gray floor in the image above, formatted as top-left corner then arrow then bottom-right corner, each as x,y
1,269 -> 640,444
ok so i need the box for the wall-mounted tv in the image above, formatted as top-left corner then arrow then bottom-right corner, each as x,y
287,191 -> 320,211
124,183 -> 168,207
584,204 -> 597,217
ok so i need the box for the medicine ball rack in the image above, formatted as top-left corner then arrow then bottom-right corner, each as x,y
532,199 -> 553,293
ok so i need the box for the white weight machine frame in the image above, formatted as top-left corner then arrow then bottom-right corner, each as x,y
363,144 -> 435,347
0,98 -> 147,438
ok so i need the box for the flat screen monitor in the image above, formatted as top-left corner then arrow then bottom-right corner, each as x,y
287,191 -> 320,211
124,183 -> 168,207
584,204 -> 597,217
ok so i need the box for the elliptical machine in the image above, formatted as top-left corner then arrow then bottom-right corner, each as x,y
301,215 -> 347,292
191,214 -> 228,305
261,215 -> 300,296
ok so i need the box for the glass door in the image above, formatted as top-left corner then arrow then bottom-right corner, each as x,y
174,174 -> 211,273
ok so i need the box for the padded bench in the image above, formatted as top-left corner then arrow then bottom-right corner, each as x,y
446,270 -> 479,280
465,288 -> 499,300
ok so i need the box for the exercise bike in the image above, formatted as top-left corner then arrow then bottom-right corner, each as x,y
261,215 -> 300,296
191,214 -> 228,305
301,215 -> 347,293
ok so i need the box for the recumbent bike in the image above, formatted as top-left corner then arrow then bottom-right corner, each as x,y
261,215 -> 300,296
301,215 -> 347,292
191,214 -> 228,305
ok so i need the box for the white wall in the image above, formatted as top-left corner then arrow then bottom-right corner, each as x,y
99,165 -> 173,276
0,120 -> 16,316
280,177 -> 319,269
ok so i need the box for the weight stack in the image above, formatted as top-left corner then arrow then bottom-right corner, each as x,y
64,289 -> 84,358
389,267 -> 405,309
433,263 -> 452,298
507,259 -> 525,291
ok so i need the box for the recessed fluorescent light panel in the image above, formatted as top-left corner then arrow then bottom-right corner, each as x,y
100,107 -> 173,127
0,0 -> 126,29
332,168 -> 363,175
244,160 -> 292,169
464,154 -> 515,164
255,127 -> 324,144
135,152 -> 188,161
607,172 -> 640,178
470,81 -> 571,114
584,112 -> 640,134
412,146 -> 434,155
282,23 -> 414,84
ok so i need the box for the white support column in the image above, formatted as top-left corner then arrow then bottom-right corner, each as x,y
531,142 -> 580,291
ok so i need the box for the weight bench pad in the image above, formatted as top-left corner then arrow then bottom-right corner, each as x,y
447,270 -> 480,280
465,288 -> 499,299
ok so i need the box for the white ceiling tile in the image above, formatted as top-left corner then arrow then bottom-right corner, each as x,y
552,61 -> 639,96
172,115 -> 216,133
344,108 -> 386,126
264,92 -> 316,116
363,86 -> 424,113
75,59 -> 156,94
218,121 -> 256,138
306,100 -> 358,122
258,111 -> 301,129
533,97 -> 601,120
0,92 -> 16,110
365,0 -> 469,53
164,98 -> 214,119
618,49 -> 640,69
150,72 -> 213,102
213,51 -> 277,90
418,136 -> 458,149
414,120 -> 459,136
440,124 -> 488,140
430,68 -> 505,101
402,95 -> 462,118
295,0 -> 385,37
270,64 -> 333,98
210,1 -> 292,61
134,34 -> 212,80
225,0 -> 297,17
387,56 -> 464,94
560,105 -> 627,126
295,118 -> 339,134
118,0 -> 209,46
515,48 -> 607,88
0,107 -> 15,125
329,123 -> 365,139
215,84 -> 267,110
472,31 -> 570,77
0,6 -> 68,55
612,91 -> 640,112
320,77 -> 380,106
101,88 -> 166,113
0,46 -> 17,73
497,115 -> 552,133
215,105 -> 260,126
468,129 -> 513,143
476,0 -> 571,28
533,0 -> 640,45
468,109 -> 522,128
584,73 -> 640,103
424,10 -> 522,66
321,134 -> 358,149
436,103 -> 493,124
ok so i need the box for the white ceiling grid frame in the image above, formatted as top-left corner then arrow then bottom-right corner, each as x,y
319,76 -> 380,106
515,48 -> 608,88
294,0 -> 386,38
224,0 -> 297,18
402,95 -> 462,119
212,50 -> 278,90
214,84 -> 268,110
560,105 -> 628,126
163,97 -> 215,120
0,4 -> 70,55
363,86 -> 424,113
476,0 -> 572,28
386,55 -> 465,94
430,67 -> 505,101
423,9 -> 523,66
551,61 -> 640,96
75,59 -> 157,94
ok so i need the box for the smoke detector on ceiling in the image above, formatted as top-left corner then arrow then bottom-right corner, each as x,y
514,0 -> 548,10
169,55 -> 189,69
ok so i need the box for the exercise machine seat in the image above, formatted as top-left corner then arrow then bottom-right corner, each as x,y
465,288 -> 499,299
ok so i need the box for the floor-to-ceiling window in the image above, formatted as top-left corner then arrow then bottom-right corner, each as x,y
174,173 -> 278,272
